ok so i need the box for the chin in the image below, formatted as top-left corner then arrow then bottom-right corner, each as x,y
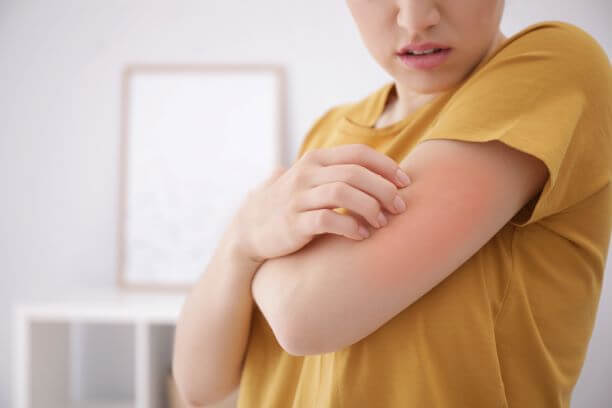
388,63 -> 459,93
404,75 -> 458,94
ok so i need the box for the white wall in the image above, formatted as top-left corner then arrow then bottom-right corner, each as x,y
1,0 -> 610,406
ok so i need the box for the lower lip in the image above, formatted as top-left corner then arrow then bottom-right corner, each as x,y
398,48 -> 452,70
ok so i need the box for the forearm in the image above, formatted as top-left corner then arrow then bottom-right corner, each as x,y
172,225 -> 262,407
252,229 -> 390,356
251,193 -> 433,356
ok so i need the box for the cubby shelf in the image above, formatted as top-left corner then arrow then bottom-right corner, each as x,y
12,290 -> 229,408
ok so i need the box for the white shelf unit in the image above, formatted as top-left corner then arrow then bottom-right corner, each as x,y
12,291 -> 237,408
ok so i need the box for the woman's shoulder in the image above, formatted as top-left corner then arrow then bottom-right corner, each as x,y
498,20 -> 609,67
304,104 -> 350,136
469,20 -> 611,101
295,83 -> 392,159
312,83 -> 392,129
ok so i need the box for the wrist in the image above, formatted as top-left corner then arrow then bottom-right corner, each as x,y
221,221 -> 266,274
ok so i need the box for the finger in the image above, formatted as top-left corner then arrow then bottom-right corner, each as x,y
338,206 -> 387,228
294,182 -> 384,229
310,163 -> 404,215
295,209 -> 371,240
308,144 -> 412,188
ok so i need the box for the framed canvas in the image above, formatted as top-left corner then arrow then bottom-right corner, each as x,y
117,64 -> 286,291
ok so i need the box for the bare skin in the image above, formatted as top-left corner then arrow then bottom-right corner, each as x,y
345,0 -> 508,128
172,145 -> 410,406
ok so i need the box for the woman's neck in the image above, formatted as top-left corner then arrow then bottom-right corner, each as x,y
373,85 -> 439,129
374,31 -> 508,129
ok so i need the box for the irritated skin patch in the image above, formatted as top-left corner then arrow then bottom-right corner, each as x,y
284,139 -> 527,351
339,158 -> 496,298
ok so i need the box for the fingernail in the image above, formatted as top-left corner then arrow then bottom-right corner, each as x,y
377,212 -> 388,227
359,226 -> 370,238
395,169 -> 412,186
394,195 -> 406,212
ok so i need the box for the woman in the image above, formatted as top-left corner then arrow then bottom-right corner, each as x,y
173,1 -> 611,407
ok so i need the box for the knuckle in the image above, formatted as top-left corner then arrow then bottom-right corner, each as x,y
330,182 -> 347,200
301,149 -> 318,163
352,145 -> 369,161
287,193 -> 299,212
367,198 -> 382,218
358,143 -> 375,156
315,210 -> 331,229
385,182 -> 398,201
292,169 -> 306,188
343,164 -> 361,184
352,220 -> 363,236
287,211 -> 300,235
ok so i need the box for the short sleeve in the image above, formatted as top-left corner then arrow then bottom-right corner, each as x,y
293,106 -> 340,163
417,22 -> 611,227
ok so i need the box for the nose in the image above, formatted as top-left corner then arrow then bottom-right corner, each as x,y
396,0 -> 440,36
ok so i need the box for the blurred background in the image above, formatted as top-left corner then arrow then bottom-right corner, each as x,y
1,0 -> 611,407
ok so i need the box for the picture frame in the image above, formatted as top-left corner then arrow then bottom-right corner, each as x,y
116,64 -> 286,291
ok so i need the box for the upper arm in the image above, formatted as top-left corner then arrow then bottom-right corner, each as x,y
268,137 -> 548,355
375,137 -> 548,290
358,137 -> 548,304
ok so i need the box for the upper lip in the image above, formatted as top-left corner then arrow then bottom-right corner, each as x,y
396,42 -> 451,54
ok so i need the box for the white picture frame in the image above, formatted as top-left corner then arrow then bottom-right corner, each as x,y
117,64 -> 286,291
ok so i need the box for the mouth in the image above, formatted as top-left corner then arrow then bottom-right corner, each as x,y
396,47 -> 453,70
402,48 -> 447,56
396,43 -> 452,56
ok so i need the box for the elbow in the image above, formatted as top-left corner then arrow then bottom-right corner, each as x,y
252,261 -> 333,356
273,310 -> 330,357
273,302 -> 359,356
173,372 -> 236,408
183,393 -> 235,408
276,329 -> 316,357
279,328 -> 346,356
261,290 -> 341,356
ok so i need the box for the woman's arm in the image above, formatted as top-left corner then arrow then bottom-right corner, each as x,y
172,143 -> 408,405
172,222 -> 262,407
253,138 -> 548,356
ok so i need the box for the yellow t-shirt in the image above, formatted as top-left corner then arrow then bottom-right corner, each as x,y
237,21 -> 611,408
